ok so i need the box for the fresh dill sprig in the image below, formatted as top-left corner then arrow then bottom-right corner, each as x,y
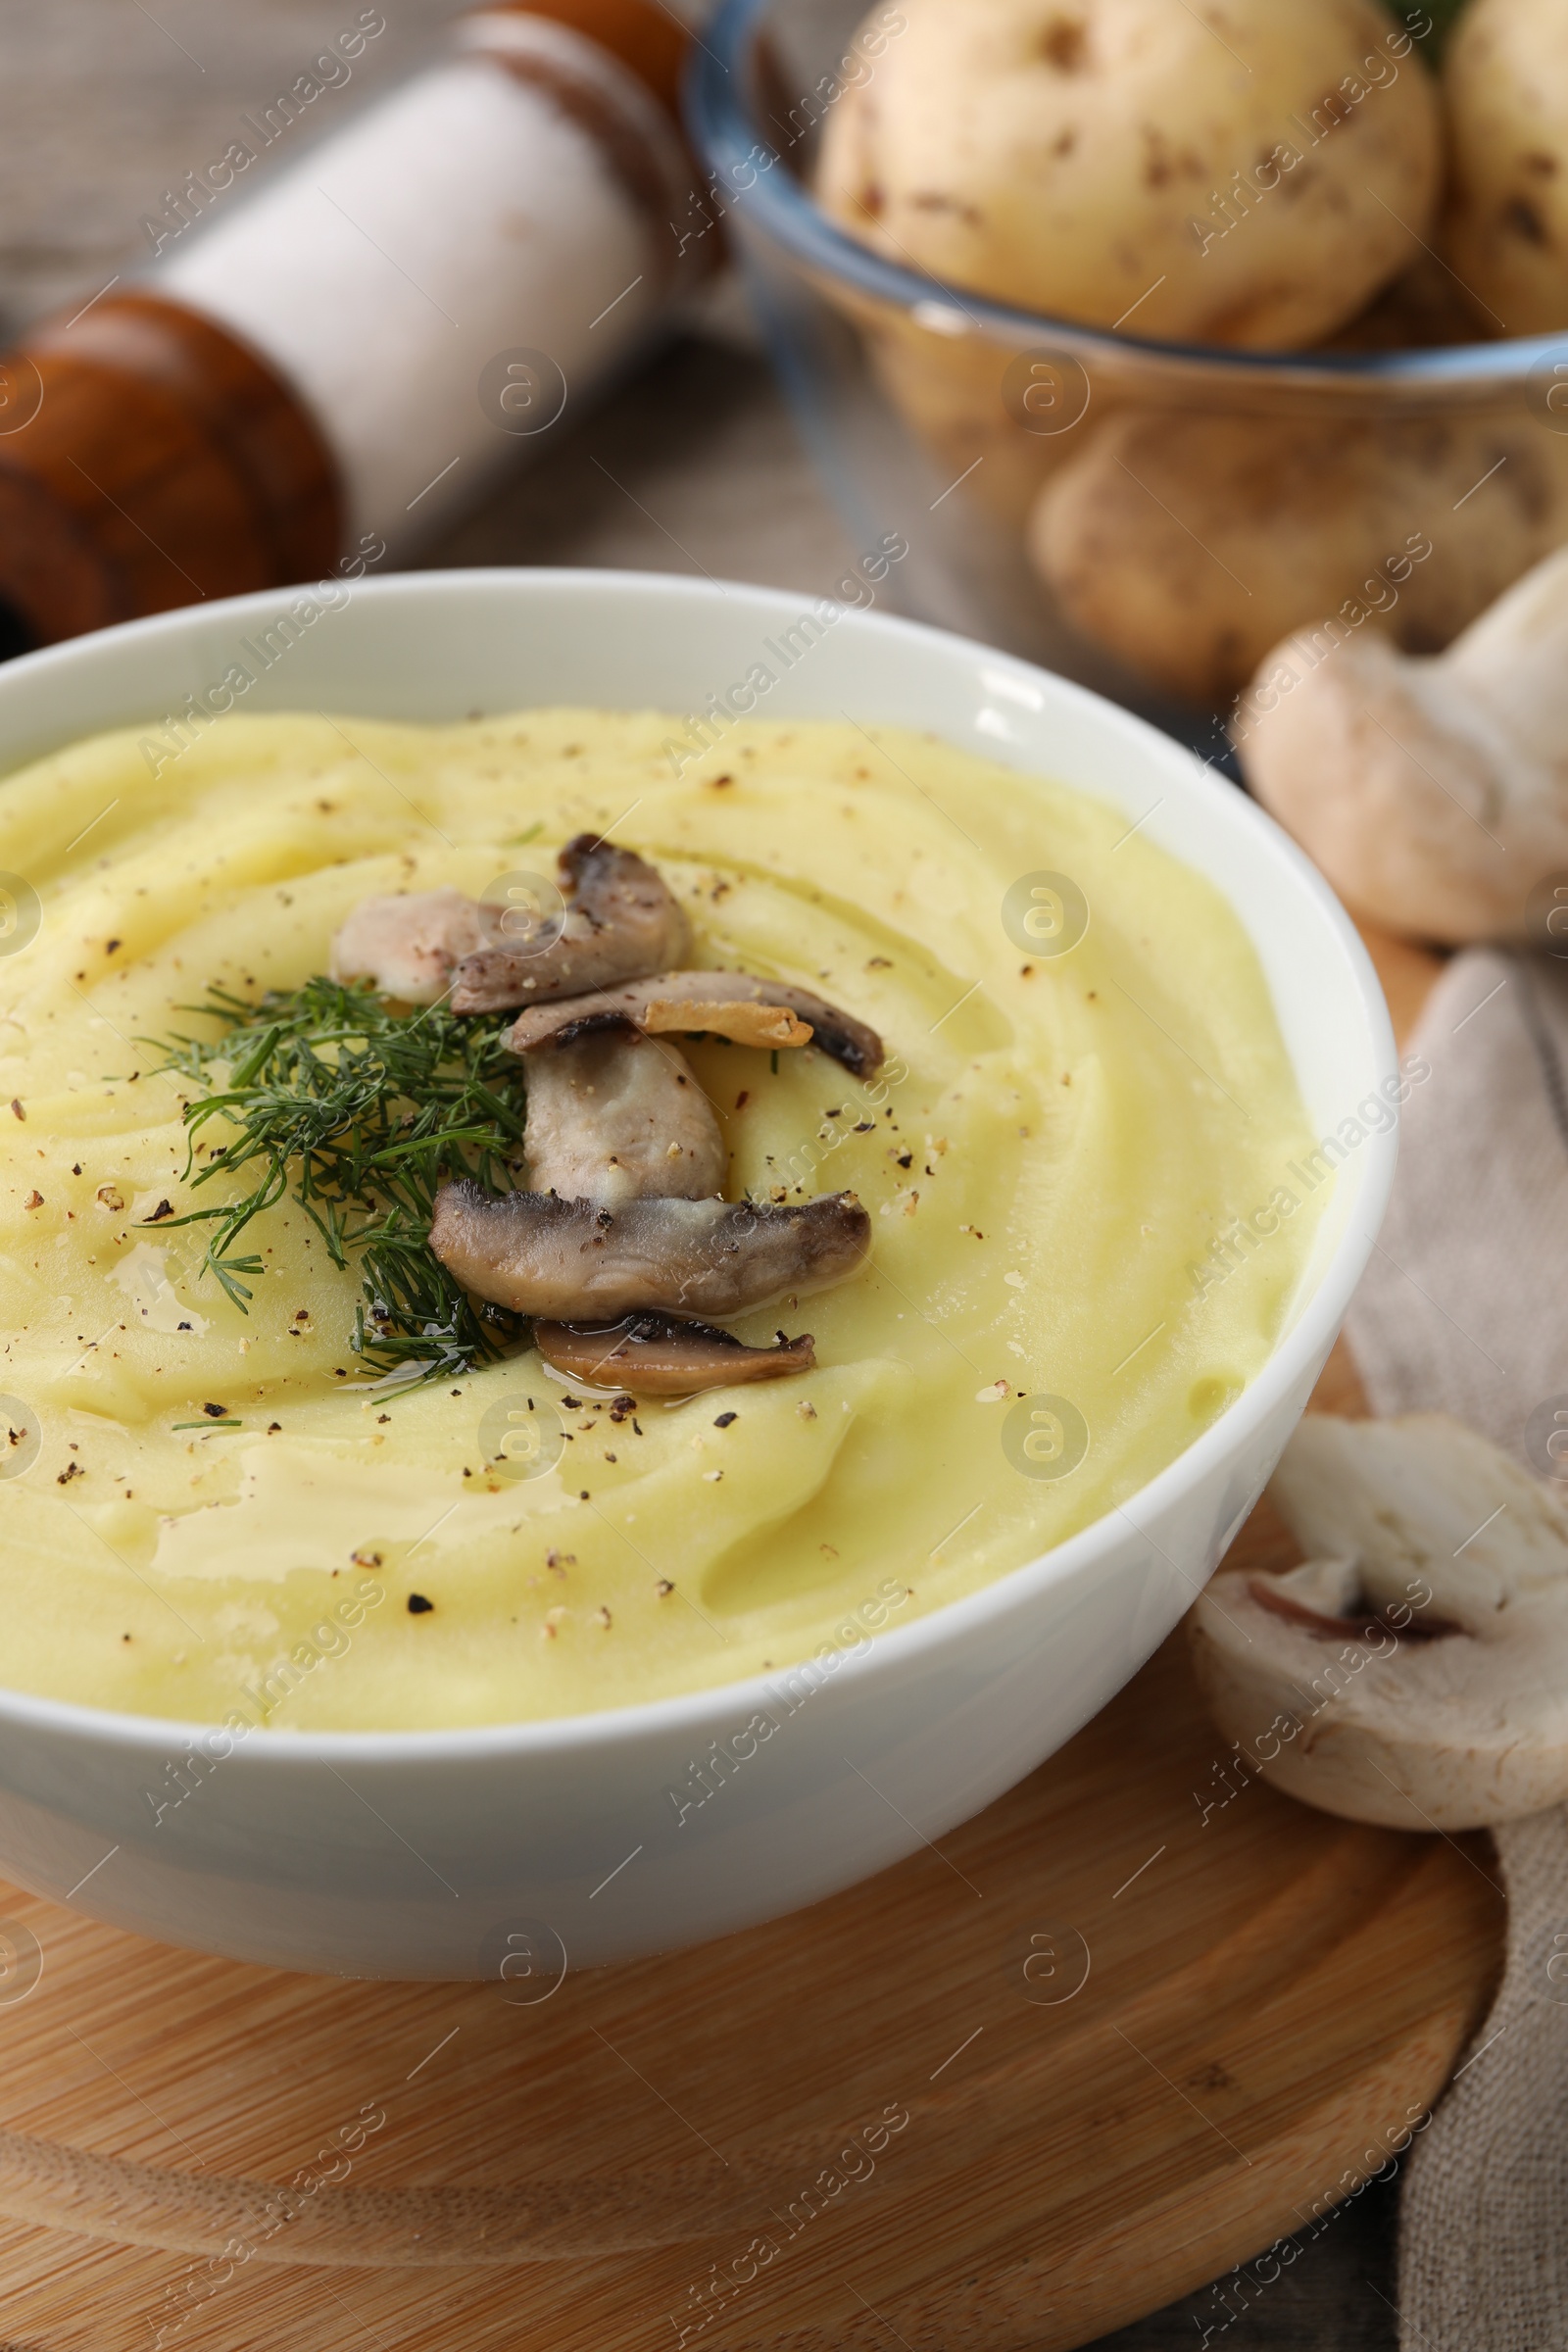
143,977 -> 527,1385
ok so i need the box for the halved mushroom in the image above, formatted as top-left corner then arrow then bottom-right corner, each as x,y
328,838 -> 690,1011
534,1312 -> 816,1396
507,970 -> 884,1079
1189,1413 -> 1568,1830
330,888 -> 495,1007
429,1181 -> 871,1322
450,835 -> 691,1012
522,1025 -> 724,1207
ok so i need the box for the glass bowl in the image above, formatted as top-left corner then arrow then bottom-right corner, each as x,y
687,0 -> 1568,753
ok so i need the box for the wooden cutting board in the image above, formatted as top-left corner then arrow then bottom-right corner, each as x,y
0,924 -> 1498,2352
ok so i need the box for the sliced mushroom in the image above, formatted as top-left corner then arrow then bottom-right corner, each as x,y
534,1311 -> 816,1396
523,1026 -> 724,1207
429,1181 -> 870,1322
507,970 -> 884,1079
330,888 -> 496,1007
1189,1413 -> 1568,1830
450,835 -> 691,1012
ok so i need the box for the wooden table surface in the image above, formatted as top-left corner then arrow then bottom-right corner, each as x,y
0,7 -> 1442,2344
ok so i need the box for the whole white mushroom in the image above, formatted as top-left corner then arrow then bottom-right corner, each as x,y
817,0 -> 1442,348
1234,541 -> 1568,945
1191,1414 -> 1568,1832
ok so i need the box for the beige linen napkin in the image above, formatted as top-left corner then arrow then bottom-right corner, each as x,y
1345,948 -> 1568,2352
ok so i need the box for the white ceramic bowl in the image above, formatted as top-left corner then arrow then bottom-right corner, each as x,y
0,570 -> 1396,1980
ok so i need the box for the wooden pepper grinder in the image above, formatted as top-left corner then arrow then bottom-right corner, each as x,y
0,0 -> 705,652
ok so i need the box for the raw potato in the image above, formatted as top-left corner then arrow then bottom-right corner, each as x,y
1028,406 -> 1568,704
817,0 -> 1442,348
1445,0 -> 1568,335
1321,252 -> 1495,351
837,256 -> 1486,546
847,304 -> 1101,527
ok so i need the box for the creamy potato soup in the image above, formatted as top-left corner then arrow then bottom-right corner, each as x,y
0,710 -> 1324,1729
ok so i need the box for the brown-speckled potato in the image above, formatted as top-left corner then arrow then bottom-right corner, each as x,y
841,303 -> 1107,527
1322,253 -> 1496,350
1444,0 -> 1568,334
817,0 -> 1442,348
1028,407 -> 1568,705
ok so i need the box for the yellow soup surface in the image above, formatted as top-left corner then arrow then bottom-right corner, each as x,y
0,710 -> 1326,1730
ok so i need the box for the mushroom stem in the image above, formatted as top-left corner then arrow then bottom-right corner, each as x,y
1236,543 -> 1568,945
534,1312 -> 816,1395
522,1026 -> 724,1206
429,1181 -> 871,1322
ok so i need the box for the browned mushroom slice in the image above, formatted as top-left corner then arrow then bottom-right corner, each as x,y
506,970 -> 884,1078
535,1312 -> 816,1396
330,888 -> 496,1006
429,1182 -> 870,1321
449,835 -> 691,1013
523,1026 -> 724,1206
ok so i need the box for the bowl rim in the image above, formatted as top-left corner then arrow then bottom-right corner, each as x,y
0,564 -> 1397,1763
688,0 -> 1568,392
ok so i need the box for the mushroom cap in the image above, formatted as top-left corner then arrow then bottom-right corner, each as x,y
449,835 -> 691,1013
507,970 -> 884,1078
1190,1414 -> 1568,1830
534,1313 -> 816,1396
1236,633 -> 1517,942
329,888 -> 495,1006
429,1182 -> 871,1323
